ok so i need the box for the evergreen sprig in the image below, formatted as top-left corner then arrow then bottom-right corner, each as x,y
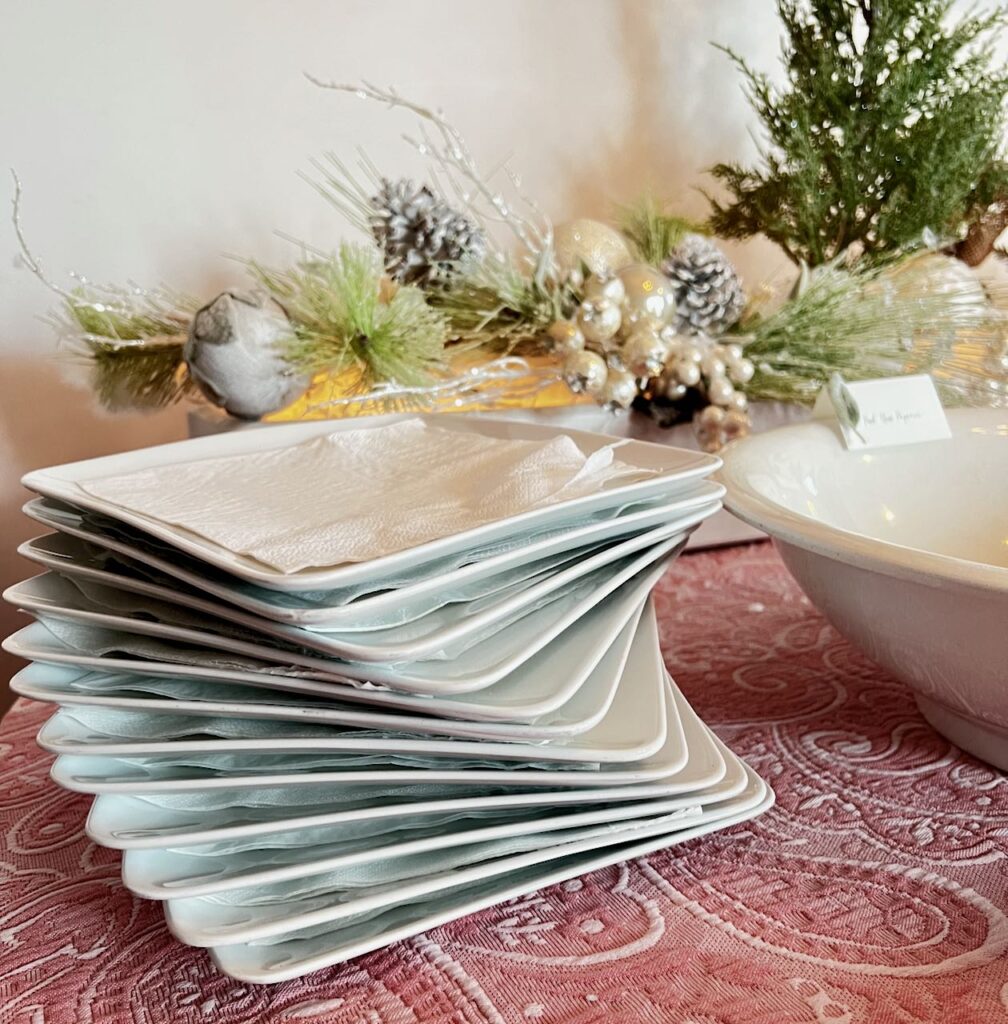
619,197 -> 705,265
429,252 -> 575,352
58,288 -> 196,412
739,250 -> 1006,403
251,244 -> 450,389
86,340 -> 194,411
708,1 -> 1008,265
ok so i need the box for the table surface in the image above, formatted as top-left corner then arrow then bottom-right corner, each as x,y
1,542 -> 1006,1024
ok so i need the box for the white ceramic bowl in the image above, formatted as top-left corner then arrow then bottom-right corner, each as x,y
720,406 -> 1008,769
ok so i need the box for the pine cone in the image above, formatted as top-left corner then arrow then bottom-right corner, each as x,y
370,179 -> 486,287
662,234 -> 746,335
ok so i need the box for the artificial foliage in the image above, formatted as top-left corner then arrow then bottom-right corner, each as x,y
708,0 -> 1008,265
249,245 -> 450,389
87,340 -> 194,412
661,233 -> 747,335
618,198 -> 704,266
55,282 -> 198,412
14,61 -> 1008,427
427,253 -> 573,352
738,250 -> 1005,404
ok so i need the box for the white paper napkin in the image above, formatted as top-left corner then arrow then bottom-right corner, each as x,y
78,419 -> 649,573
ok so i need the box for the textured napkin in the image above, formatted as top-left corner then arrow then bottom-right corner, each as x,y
79,419 -> 649,573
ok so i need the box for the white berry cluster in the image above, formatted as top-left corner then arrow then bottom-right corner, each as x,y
551,263 -> 755,416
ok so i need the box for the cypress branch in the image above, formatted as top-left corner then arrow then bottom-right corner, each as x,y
709,1 -> 1008,266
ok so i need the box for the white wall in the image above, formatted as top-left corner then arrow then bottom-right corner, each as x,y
0,0 -> 789,692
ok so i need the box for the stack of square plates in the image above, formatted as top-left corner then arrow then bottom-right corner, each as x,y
4,414 -> 772,983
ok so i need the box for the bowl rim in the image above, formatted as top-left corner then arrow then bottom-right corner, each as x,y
719,406 -> 1008,595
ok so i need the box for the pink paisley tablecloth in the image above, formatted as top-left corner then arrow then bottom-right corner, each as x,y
1,542 -> 1006,1024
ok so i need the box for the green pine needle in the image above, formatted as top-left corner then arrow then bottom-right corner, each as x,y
430,251 -> 574,351
252,244 -> 450,388
57,286 -> 194,411
708,1 -> 1008,265
619,197 -> 705,265
740,250 -> 1005,404
68,301 -> 186,342
85,340 -> 192,411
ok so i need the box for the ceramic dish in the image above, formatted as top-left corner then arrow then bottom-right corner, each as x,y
120,735 -> 744,899
35,600 -> 667,765
84,693 -> 729,851
128,798 -> 708,897
6,516 -> 703,664
206,771 -> 773,982
22,414 -> 719,591
720,406 -> 1008,768
4,567 -> 654,724
8,598 -> 641,741
50,675 -> 694,794
18,527 -> 596,635
165,800 -> 719,948
21,479 -> 723,629
8,538 -> 684,695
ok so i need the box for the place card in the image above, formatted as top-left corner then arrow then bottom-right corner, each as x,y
812,373 -> 951,450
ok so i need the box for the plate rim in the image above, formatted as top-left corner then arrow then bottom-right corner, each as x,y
22,413 -> 719,591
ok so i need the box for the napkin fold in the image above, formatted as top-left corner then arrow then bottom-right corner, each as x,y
79,420 -> 648,574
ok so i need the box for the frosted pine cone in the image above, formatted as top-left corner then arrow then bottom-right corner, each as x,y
370,179 -> 486,287
662,234 -> 745,335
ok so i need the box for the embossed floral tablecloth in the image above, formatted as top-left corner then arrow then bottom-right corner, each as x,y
2,542 -> 1006,1024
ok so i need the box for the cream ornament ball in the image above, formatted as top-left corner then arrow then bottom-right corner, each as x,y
621,326 -> 668,378
673,359 -> 702,388
617,263 -> 677,326
583,273 -> 627,307
707,374 -> 736,407
184,292 -> 312,420
729,357 -> 755,384
600,367 -> 638,410
553,219 -> 634,277
547,319 -> 586,355
563,349 -> 608,396
694,404 -> 750,453
728,390 -> 749,413
577,299 -> 622,345
660,376 -> 688,401
700,351 -> 726,378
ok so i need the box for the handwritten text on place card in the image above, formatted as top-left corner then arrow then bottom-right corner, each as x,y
812,374 -> 952,450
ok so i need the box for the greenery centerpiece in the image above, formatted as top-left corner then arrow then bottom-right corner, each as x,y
13,0 -> 1008,447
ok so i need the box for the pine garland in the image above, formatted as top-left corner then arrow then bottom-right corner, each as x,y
708,0 -> 1008,265
57,289 -> 197,412
739,250 -> 1005,404
429,252 -> 573,352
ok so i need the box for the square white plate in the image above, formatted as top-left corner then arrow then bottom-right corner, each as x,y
11,539 -> 684,695
171,766 -> 770,952
4,563 -> 654,724
21,414 -> 719,591
207,773 -> 771,983
8,595 -> 640,742
35,602 -> 667,765
22,479 -> 723,629
206,782 -> 762,983
84,682 -> 731,851
43,679 -> 676,790
7,516 -> 705,664
119,724 -> 751,900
